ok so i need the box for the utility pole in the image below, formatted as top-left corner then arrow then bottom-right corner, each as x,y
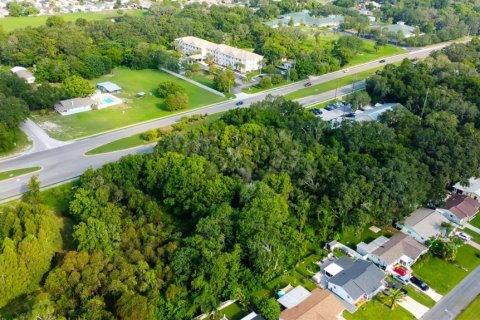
421,87 -> 429,118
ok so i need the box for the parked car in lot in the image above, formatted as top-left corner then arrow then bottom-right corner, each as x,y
345,112 -> 355,118
393,274 -> 410,285
304,82 -> 312,87
310,108 -> 323,115
379,59 -> 386,63
387,282 -> 408,294
456,231 -> 471,241
235,101 -> 244,106
325,106 -> 334,111
410,276 -> 429,291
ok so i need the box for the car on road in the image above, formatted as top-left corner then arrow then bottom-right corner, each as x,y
343,69 -> 350,73
235,101 -> 244,106
387,282 -> 408,294
456,231 -> 471,242
304,82 -> 312,87
379,59 -> 386,63
410,276 -> 429,291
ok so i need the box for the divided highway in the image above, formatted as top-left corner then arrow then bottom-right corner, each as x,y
0,42 -> 459,201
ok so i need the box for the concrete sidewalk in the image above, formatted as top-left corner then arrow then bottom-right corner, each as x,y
466,223 -> 480,234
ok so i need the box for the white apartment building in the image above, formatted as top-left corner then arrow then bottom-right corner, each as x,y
174,36 -> 263,73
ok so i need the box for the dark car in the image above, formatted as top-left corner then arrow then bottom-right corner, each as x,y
387,282 -> 408,295
235,101 -> 244,106
379,59 -> 386,63
325,106 -> 334,111
410,276 -> 429,291
311,108 -> 323,115
304,82 -> 312,87
345,112 -> 355,118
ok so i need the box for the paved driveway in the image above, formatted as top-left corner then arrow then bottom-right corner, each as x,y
398,296 -> 429,319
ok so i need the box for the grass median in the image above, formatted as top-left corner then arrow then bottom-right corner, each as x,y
0,167 -> 41,181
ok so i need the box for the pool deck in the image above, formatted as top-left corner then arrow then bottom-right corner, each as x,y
92,93 -> 123,109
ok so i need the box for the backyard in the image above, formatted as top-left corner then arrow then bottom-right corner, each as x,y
0,10 -> 146,33
32,68 -> 226,140
217,302 -> 250,320
338,225 -> 396,250
412,244 -> 480,294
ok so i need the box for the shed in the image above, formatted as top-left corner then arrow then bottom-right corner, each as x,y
97,81 -> 122,93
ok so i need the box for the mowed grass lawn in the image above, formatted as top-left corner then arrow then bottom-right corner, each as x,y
343,295 -> 415,320
32,68 -> 226,140
412,244 -> 480,294
458,295 -> 480,320
284,67 -> 383,101
469,215 -> 480,229
0,10 -> 146,33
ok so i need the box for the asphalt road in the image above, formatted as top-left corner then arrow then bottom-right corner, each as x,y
0,42 -> 460,201
422,266 -> 480,320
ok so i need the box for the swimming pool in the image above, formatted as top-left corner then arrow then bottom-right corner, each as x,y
103,97 -> 114,104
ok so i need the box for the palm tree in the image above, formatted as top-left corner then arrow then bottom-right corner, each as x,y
441,222 -> 454,237
386,288 -> 405,310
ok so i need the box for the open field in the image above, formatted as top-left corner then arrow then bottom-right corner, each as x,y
32,68 -> 226,140
190,71 -> 216,89
0,167 -> 41,181
343,295 -> 415,320
413,245 -> 480,294
458,294 -> 480,320
0,10 -> 146,33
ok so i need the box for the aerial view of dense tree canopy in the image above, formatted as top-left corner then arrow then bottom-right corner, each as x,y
1,40 -> 480,319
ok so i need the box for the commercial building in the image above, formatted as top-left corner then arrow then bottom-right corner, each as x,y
174,36 -> 263,73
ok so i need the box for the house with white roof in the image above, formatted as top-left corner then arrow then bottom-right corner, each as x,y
453,178 -> 480,202
174,36 -> 263,73
10,66 -> 35,84
396,208 -> 453,244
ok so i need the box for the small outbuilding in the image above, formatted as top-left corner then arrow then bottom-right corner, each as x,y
97,81 -> 122,93
10,66 -> 35,84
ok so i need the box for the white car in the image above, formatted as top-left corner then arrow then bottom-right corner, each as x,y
343,69 -> 350,73
456,232 -> 471,241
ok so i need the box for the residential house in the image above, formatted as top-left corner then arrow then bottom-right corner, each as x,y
174,36 -> 263,73
54,97 -> 96,116
374,21 -> 419,39
437,194 -> 480,225
325,257 -> 386,306
397,208 -> 452,244
278,286 -> 312,309
97,81 -> 122,93
368,233 -> 428,270
10,66 -> 35,84
356,236 -> 389,257
279,288 -> 345,320
453,178 -> 480,202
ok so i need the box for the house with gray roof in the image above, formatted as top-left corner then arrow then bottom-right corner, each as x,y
368,233 -> 428,271
326,257 -> 386,306
10,66 -> 35,84
396,208 -> 452,244
353,103 -> 403,122
373,21 -> 419,38
54,97 -> 96,116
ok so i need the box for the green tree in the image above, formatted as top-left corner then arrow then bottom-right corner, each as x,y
22,175 -> 40,204
164,92 -> 189,111
157,81 -> 186,98
62,75 -> 94,98
213,69 -> 236,93
258,77 -> 272,89
385,288 -> 405,310
346,91 -> 371,111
